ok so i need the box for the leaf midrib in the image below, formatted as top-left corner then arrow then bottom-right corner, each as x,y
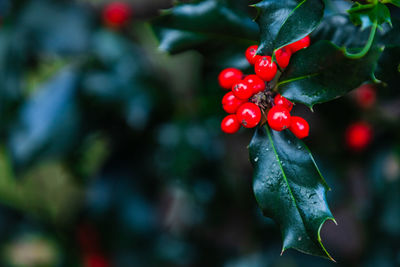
273,0 -> 307,50
265,126 -> 308,235
278,73 -> 319,86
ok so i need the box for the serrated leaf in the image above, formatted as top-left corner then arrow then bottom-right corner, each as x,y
312,14 -> 392,48
348,2 -> 392,29
312,14 -> 370,48
151,0 -> 258,54
255,0 -> 324,55
250,125 -> 335,260
380,18 -> 400,46
278,41 -> 381,108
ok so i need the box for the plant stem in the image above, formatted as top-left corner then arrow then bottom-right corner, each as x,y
347,3 -> 375,13
344,20 -> 378,59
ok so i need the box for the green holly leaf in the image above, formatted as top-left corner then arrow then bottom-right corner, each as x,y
250,125 -> 335,260
254,0 -> 324,55
151,0 -> 258,54
348,2 -> 392,29
8,68 -> 83,171
380,18 -> 400,46
278,41 -> 381,108
386,0 -> 400,7
312,14 -> 371,48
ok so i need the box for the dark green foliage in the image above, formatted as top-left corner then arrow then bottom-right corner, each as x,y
250,125 -> 334,260
0,0 -> 398,266
255,0 -> 324,54
279,41 -> 381,108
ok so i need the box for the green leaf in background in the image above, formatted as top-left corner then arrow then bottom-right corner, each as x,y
254,0 -> 324,55
278,41 -> 381,108
348,2 -> 392,29
386,0 -> 400,7
375,46 -> 400,90
19,0 -> 93,55
8,68 -> 83,171
312,14 -> 370,48
151,0 -> 258,54
380,18 -> 400,46
250,125 -> 335,260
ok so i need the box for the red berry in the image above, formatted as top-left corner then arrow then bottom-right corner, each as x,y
218,68 -> 243,90
275,47 -> 292,68
289,116 -> 309,139
354,84 -> 376,109
236,103 -> 261,128
221,115 -> 241,134
274,94 -> 293,111
84,253 -> 110,267
222,92 -> 246,113
287,36 -> 310,53
245,45 -> 259,65
345,122 -> 372,151
267,105 -> 291,131
255,56 -> 277,82
103,2 -> 132,29
232,81 -> 253,100
244,75 -> 266,94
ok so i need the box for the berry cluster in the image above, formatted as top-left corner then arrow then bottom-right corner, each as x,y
218,36 -> 311,139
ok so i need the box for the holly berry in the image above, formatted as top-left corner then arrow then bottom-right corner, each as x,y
245,45 -> 260,65
345,122 -> 372,151
255,56 -> 277,82
222,92 -> 246,113
84,253 -> 110,267
267,105 -> 291,131
275,47 -> 292,68
232,81 -> 253,100
236,103 -> 261,128
287,35 -> 310,53
103,2 -> 132,29
354,84 -> 376,109
218,68 -> 243,90
221,115 -> 241,134
244,75 -> 266,94
274,94 -> 293,111
289,116 -> 309,139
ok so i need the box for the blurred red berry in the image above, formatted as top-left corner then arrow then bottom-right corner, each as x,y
77,224 -> 99,253
244,75 -> 266,94
221,114 -> 241,134
289,116 -> 309,139
287,36 -> 310,53
236,103 -> 261,128
275,47 -> 292,68
222,92 -> 246,113
274,94 -> 293,111
85,253 -> 110,267
218,68 -> 243,90
245,45 -> 259,65
267,105 -> 291,131
103,2 -> 132,29
345,122 -> 373,151
354,84 -> 376,108
232,80 -> 253,100
255,56 -> 277,82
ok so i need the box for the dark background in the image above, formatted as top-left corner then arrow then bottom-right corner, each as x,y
0,0 -> 399,266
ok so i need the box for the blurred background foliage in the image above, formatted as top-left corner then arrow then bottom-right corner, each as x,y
0,0 -> 398,266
